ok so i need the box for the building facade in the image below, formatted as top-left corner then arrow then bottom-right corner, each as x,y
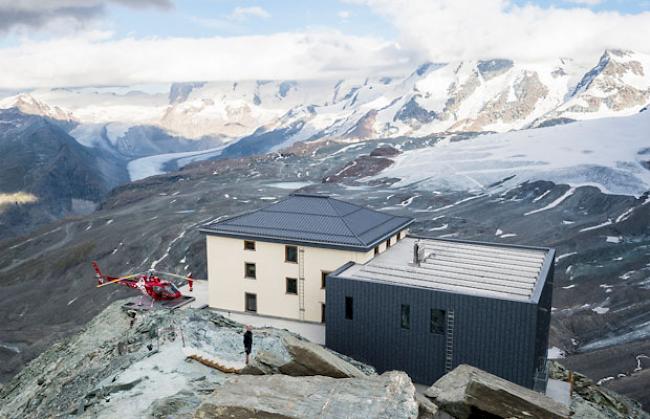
326,236 -> 555,390
201,193 -> 413,323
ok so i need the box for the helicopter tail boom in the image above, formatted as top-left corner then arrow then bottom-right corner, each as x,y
92,261 -> 118,284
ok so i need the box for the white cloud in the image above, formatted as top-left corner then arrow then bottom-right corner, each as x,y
0,0 -> 172,33
3,0 -> 650,89
357,0 -> 650,64
0,31 -> 410,89
229,6 -> 271,21
338,10 -> 352,19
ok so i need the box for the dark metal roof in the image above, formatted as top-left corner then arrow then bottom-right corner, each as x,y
200,193 -> 414,251
333,236 -> 554,303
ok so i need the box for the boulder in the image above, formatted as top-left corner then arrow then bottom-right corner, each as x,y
239,350 -> 287,376
193,371 -> 418,419
240,335 -> 367,378
147,390 -> 200,419
423,365 -> 570,419
279,335 -> 367,378
415,393 -> 453,419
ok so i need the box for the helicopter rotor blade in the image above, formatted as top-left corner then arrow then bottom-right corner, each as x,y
156,271 -> 191,280
96,272 -> 144,288
156,271 -> 206,281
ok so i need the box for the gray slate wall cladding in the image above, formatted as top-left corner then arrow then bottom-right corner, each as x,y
534,263 -> 554,372
326,271 -> 552,388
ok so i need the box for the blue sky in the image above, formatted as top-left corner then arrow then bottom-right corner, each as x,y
106,1 -> 396,39
106,0 -> 648,39
513,0 -> 649,13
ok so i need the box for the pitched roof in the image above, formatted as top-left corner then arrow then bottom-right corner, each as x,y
334,237 -> 554,303
200,193 -> 414,251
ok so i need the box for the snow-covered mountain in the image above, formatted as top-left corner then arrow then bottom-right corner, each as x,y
540,49 -> 650,124
0,93 -> 75,123
2,49 -> 648,183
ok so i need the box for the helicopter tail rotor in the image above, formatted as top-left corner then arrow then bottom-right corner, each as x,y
92,261 -> 107,285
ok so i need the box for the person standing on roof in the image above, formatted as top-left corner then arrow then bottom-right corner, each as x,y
243,325 -> 253,365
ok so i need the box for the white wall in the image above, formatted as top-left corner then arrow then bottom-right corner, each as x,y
206,230 -> 407,322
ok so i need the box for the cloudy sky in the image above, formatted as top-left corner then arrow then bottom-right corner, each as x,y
1,0 -> 649,89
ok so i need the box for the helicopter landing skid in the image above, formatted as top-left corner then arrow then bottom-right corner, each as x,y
122,295 -> 196,312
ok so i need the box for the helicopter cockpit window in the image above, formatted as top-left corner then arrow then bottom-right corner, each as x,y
152,286 -> 164,295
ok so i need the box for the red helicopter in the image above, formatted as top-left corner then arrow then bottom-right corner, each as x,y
92,261 -> 194,304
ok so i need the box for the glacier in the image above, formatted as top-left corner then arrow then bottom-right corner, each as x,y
378,111 -> 650,196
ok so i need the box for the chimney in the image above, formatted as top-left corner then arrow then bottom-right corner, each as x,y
413,241 -> 429,266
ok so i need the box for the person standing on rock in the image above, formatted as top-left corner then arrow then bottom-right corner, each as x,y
243,325 -> 253,365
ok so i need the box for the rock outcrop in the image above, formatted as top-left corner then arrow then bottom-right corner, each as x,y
0,303 -> 373,419
241,335 -> 368,378
549,361 -> 649,419
193,371 -> 418,419
424,364 -> 570,419
0,291 -> 647,418
323,145 -> 400,183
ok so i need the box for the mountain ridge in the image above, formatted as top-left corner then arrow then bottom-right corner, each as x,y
4,49 -> 648,154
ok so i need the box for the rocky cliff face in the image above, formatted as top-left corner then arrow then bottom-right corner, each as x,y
546,50 -> 650,122
0,108 -> 127,239
0,301 -> 385,419
0,302 -> 645,419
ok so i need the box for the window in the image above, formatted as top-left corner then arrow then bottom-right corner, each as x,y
244,262 -> 256,279
430,309 -> 446,335
386,239 -> 391,248
245,293 -> 257,312
398,231 -> 404,240
244,240 -> 256,251
345,297 -> 353,320
374,246 -> 379,256
321,271 -> 330,289
286,277 -> 298,294
321,303 -> 326,324
285,245 -> 298,263
400,304 -> 411,329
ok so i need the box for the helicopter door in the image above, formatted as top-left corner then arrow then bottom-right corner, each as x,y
151,286 -> 165,298
161,283 -> 180,298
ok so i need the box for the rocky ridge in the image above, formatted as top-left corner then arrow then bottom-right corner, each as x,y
10,50 -> 650,149
0,302 -> 646,419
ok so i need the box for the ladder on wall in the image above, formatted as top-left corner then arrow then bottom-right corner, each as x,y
445,310 -> 455,372
298,247 -> 305,321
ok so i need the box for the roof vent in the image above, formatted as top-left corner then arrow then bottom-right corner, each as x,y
412,241 -> 427,266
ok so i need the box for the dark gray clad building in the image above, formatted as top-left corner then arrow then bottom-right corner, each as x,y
326,236 -> 555,390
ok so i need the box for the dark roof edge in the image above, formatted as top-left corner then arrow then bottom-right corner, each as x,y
200,218 -> 413,252
530,248 -> 556,304
199,229 -> 370,251
289,192 -> 329,198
